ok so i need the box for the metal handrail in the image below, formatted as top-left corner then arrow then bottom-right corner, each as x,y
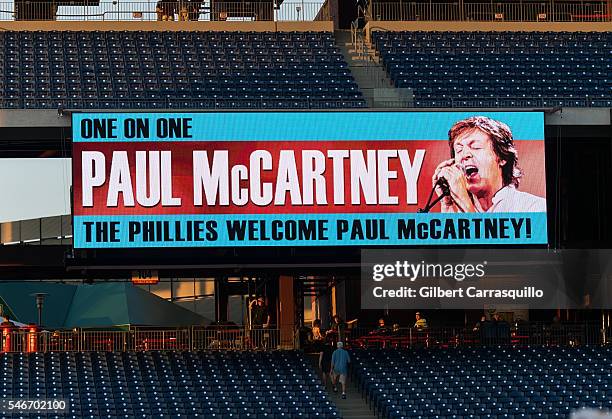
0,0 -> 329,21
347,323 -> 608,348
353,4 -> 369,62
0,97 -> 368,110
368,1 -> 612,22
0,326 -> 284,352
1,323 -> 608,353
3,95 -> 604,110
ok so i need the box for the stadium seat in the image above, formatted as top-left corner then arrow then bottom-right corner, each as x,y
352,347 -> 612,419
372,31 -> 611,108
0,31 -> 366,110
0,350 -> 340,417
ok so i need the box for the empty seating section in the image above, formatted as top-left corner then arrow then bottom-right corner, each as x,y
0,31 -> 365,109
373,31 -> 612,107
352,347 -> 612,418
0,351 -> 339,417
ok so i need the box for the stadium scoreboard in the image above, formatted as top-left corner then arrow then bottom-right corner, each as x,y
72,111 -> 547,249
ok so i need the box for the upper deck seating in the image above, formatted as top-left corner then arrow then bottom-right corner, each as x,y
373,31 -> 612,107
0,31 -> 366,109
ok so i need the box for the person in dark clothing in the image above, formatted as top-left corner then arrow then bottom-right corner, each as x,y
375,318 -> 389,334
319,340 -> 334,388
160,0 -> 176,20
187,0 -> 201,20
249,297 -> 270,349
155,0 -> 164,20
473,316 -> 486,332
250,297 -> 269,327
326,315 -> 347,343
492,313 -> 511,344
479,316 -> 495,345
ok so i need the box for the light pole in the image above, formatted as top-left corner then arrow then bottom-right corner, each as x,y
30,293 -> 48,327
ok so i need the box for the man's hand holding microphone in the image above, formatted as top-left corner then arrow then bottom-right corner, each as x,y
432,159 -> 477,213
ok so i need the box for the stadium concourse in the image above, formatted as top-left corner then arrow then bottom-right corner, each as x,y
0,2 -> 611,419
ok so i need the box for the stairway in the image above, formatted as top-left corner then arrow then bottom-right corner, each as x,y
335,29 -> 412,108
329,376 -> 376,419
307,353 -> 376,419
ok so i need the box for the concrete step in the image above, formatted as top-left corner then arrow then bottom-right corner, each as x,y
327,379 -> 376,419
335,28 -> 409,108
307,352 -> 375,419
335,29 -> 353,43
346,56 -> 381,65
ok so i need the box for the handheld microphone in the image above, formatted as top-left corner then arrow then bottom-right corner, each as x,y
437,163 -> 466,196
418,163 -> 463,213
436,177 -> 451,196
419,177 -> 450,213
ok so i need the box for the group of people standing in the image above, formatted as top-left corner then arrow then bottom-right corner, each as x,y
370,312 -> 429,336
310,315 -> 349,344
155,0 -> 200,21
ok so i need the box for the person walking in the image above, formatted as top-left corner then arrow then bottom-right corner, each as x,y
331,341 -> 351,399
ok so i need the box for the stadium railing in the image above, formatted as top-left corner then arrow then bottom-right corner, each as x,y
0,326 -> 283,352
348,322 -> 608,348
0,0 -> 329,21
372,96 -> 611,108
1,323 -> 608,352
0,98 -> 367,111
368,1 -> 611,21
3,97 -> 610,111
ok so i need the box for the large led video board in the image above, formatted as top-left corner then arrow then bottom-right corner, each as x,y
72,112 -> 547,248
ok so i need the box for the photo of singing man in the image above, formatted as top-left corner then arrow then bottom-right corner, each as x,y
432,115 -> 546,213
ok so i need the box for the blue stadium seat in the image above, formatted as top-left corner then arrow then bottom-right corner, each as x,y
372,31 -> 611,108
352,346 -> 612,419
0,31 -> 366,110
0,350 -> 341,417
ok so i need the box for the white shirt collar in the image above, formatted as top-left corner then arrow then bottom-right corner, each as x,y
491,185 -> 515,205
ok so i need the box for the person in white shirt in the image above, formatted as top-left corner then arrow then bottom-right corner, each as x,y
432,115 -> 546,213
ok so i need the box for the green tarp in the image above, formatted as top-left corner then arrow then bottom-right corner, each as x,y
0,282 -> 208,328
0,282 -> 76,328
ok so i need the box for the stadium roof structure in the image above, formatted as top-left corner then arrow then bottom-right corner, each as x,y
0,282 -> 209,328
